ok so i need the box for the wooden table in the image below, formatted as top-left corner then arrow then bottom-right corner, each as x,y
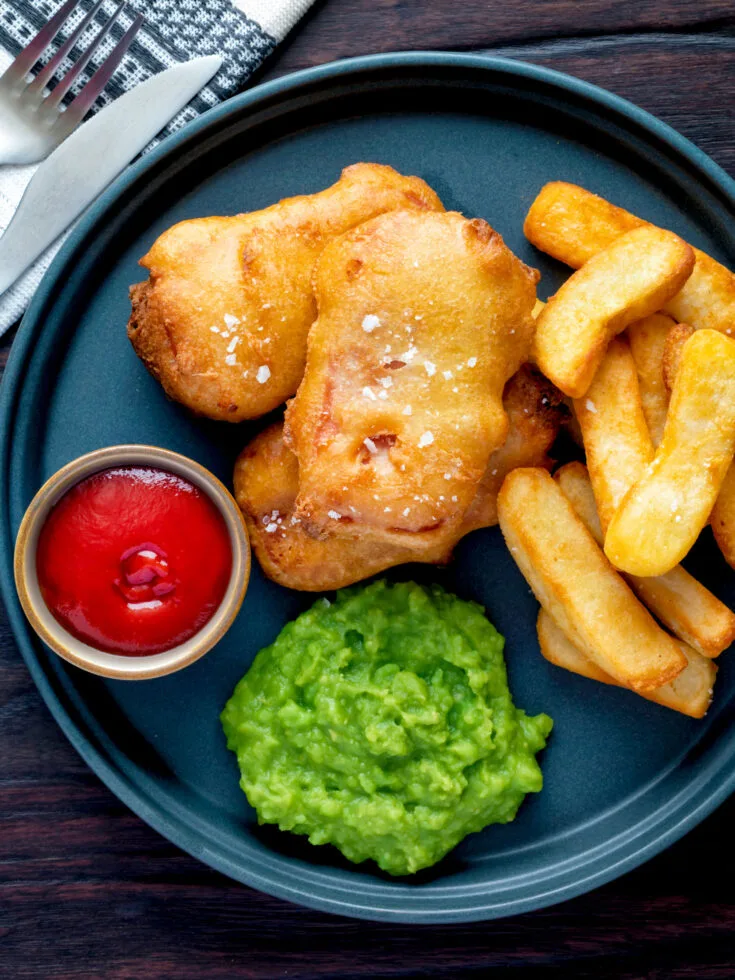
2,2 -> 734,976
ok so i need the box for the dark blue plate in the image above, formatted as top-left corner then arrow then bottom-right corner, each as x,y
1,53 -> 734,923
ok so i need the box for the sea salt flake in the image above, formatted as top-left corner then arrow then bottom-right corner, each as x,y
403,507 -> 411,516
363,437 -> 378,454
418,431 -> 434,448
585,399 -> 597,413
444,472 -> 452,480
424,361 -> 436,376
265,523 -> 278,533
210,326 -> 220,334
223,313 -> 240,328
226,336 -> 240,353
327,510 -> 342,520
362,386 -> 377,401
443,370 -> 453,380
467,357 -> 477,367
402,405 -> 412,416
380,377 -> 393,388
362,314 -> 381,333
378,390 -> 389,400
256,365 -> 271,384
225,353 -> 237,366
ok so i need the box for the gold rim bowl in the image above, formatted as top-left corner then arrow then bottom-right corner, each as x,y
14,445 -> 250,680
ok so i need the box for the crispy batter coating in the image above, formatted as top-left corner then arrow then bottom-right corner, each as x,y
127,163 -> 443,422
234,367 -> 564,591
460,365 -> 567,532
284,209 -> 539,550
233,424 -> 453,592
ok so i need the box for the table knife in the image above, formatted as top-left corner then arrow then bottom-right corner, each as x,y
0,54 -> 222,297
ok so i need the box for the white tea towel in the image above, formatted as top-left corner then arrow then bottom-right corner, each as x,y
0,0 -> 315,335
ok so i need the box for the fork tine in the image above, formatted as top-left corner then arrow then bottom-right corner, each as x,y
43,1 -> 127,112
28,0 -> 107,97
1,0 -> 80,84
53,11 -> 143,130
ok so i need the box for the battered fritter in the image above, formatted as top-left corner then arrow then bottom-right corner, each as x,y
127,164 -> 443,422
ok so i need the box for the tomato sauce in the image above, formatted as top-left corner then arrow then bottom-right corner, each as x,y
36,467 -> 232,656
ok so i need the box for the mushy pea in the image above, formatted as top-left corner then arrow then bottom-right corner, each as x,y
221,580 -> 552,875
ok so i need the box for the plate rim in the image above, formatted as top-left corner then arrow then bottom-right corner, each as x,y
1,51 -> 734,923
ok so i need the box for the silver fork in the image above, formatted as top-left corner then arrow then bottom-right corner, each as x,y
0,0 -> 143,165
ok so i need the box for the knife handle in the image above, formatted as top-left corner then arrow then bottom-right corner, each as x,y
0,185 -> 63,297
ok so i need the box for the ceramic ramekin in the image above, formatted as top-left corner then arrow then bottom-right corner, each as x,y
14,445 -> 250,680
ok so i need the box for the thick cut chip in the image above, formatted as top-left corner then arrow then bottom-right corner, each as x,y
662,321 -> 695,394
234,367 -> 565,590
286,209 -> 538,546
127,163 -> 443,422
533,226 -> 694,398
497,468 -> 686,691
555,462 -> 735,659
627,313 -> 674,446
605,330 -> 735,577
574,337 -> 654,530
712,463 -> 735,570
524,181 -> 735,334
537,610 -> 715,719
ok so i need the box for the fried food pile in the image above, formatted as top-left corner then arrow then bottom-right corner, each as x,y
128,167 -> 735,718
127,164 -> 442,422
234,365 -> 565,591
498,181 -> 735,718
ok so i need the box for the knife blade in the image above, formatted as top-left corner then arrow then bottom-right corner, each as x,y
0,54 -> 222,297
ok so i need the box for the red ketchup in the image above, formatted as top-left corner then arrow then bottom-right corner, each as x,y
36,467 -> 232,656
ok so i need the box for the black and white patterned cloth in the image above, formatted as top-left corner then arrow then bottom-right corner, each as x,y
0,0 -> 314,333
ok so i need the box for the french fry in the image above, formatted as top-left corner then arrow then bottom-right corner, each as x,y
712,464 -> 735,570
524,181 -> 735,334
663,321 -> 729,557
533,227 -> 694,398
537,610 -> 715,719
605,330 -> 735,577
627,313 -> 674,447
573,337 -> 654,530
662,321 -> 695,394
497,468 -> 686,691
532,298 -> 546,319
555,462 -> 735,658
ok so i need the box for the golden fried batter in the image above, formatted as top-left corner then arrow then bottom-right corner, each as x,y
233,424 -> 454,592
235,367 -> 564,591
127,164 -> 443,422
460,365 -> 567,533
284,209 -> 539,549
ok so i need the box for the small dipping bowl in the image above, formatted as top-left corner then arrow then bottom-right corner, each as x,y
14,445 -> 250,680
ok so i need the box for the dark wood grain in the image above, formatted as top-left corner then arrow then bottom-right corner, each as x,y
2,3 -> 735,977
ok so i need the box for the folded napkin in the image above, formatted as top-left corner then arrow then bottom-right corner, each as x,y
0,0 -> 314,335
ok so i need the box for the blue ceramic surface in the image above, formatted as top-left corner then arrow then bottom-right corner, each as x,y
1,53 -> 734,922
